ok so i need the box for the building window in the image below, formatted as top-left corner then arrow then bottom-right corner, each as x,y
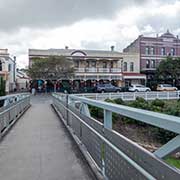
0,61 -> 2,71
151,60 -> 155,68
86,61 -> 90,68
74,61 -> 79,68
130,62 -> 134,72
8,64 -> 11,72
146,60 -> 150,68
103,62 -> 107,68
161,47 -> 166,55
91,61 -> 96,68
171,48 -> 175,56
110,61 -> 114,68
150,47 -> 155,55
123,62 -> 127,71
145,47 -> 150,55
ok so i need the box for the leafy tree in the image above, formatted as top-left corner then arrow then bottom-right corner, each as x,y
156,57 -> 180,85
27,56 -> 74,80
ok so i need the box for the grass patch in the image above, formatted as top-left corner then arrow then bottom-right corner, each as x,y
166,157 -> 180,169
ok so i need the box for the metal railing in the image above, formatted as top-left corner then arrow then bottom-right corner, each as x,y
52,93 -> 180,180
0,94 -> 30,136
74,91 -> 180,101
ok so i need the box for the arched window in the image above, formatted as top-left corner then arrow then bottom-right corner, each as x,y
146,60 -> 150,68
145,47 -> 150,55
171,48 -> 175,56
130,62 -> 134,72
150,47 -> 155,55
123,62 -> 127,71
0,61 -> 2,71
151,60 -> 155,68
161,47 -> 166,55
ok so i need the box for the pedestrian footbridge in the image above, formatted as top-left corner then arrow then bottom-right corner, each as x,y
0,93 -> 180,180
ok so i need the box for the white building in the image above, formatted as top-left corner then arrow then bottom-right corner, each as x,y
122,52 -> 146,86
29,48 -> 146,91
0,49 -> 16,93
16,69 -> 30,91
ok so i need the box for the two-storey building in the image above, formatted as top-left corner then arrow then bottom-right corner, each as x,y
0,49 -> 16,93
29,48 -> 146,92
123,30 -> 180,81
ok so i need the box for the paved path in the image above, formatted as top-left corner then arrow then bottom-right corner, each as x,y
0,94 -> 95,180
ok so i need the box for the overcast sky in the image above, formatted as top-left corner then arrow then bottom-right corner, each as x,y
0,0 -> 180,68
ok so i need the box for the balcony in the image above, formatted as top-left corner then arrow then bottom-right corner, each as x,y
75,68 -> 121,73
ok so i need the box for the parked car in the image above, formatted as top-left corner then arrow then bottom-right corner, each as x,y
95,84 -> 121,93
156,84 -> 178,91
128,84 -> 151,92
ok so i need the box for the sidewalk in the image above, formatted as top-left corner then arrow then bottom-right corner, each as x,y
0,95 -> 95,180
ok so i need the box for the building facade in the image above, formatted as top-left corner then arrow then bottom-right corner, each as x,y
29,48 -> 146,92
16,69 -> 30,91
0,49 -> 16,93
123,30 -> 180,81
122,52 -> 146,86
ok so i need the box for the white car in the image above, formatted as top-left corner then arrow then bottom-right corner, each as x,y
156,84 -> 178,91
129,84 -> 151,92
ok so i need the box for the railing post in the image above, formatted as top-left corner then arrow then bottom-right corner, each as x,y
157,92 -> 159,99
80,103 -> 91,117
104,109 -> 112,129
109,93 -> 111,99
66,94 -> 69,126
167,91 -> 170,100
133,92 -> 136,100
145,92 -> 147,100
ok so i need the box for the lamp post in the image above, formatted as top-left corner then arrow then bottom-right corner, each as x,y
121,59 -> 124,87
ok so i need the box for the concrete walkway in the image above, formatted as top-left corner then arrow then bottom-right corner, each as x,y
0,94 -> 95,180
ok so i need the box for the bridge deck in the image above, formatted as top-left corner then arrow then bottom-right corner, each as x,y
0,95 -> 94,180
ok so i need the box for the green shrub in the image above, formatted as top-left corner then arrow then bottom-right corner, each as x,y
88,105 -> 103,119
128,97 -> 150,110
152,127 -> 177,144
114,98 -> 125,105
105,98 -> 115,103
151,99 -> 165,108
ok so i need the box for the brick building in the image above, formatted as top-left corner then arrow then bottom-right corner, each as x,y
123,30 -> 180,81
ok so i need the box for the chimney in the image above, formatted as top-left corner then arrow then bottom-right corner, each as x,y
156,34 -> 159,38
65,46 -> 69,50
111,45 -> 115,52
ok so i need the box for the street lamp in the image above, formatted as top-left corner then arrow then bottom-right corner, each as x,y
121,59 -> 124,86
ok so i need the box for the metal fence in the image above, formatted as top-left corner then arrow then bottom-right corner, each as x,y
52,93 -> 180,180
74,91 -> 180,101
0,94 -> 30,136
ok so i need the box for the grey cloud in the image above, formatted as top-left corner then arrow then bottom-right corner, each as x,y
137,14 -> 180,35
135,0 -> 180,35
81,40 -> 128,52
0,0 -> 148,31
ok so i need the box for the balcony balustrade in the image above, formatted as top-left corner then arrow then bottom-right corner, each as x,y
75,68 -> 121,73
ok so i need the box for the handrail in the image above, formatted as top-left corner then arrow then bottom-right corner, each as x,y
52,93 -> 180,179
58,98 -> 156,180
0,94 -> 30,137
69,94 -> 180,134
